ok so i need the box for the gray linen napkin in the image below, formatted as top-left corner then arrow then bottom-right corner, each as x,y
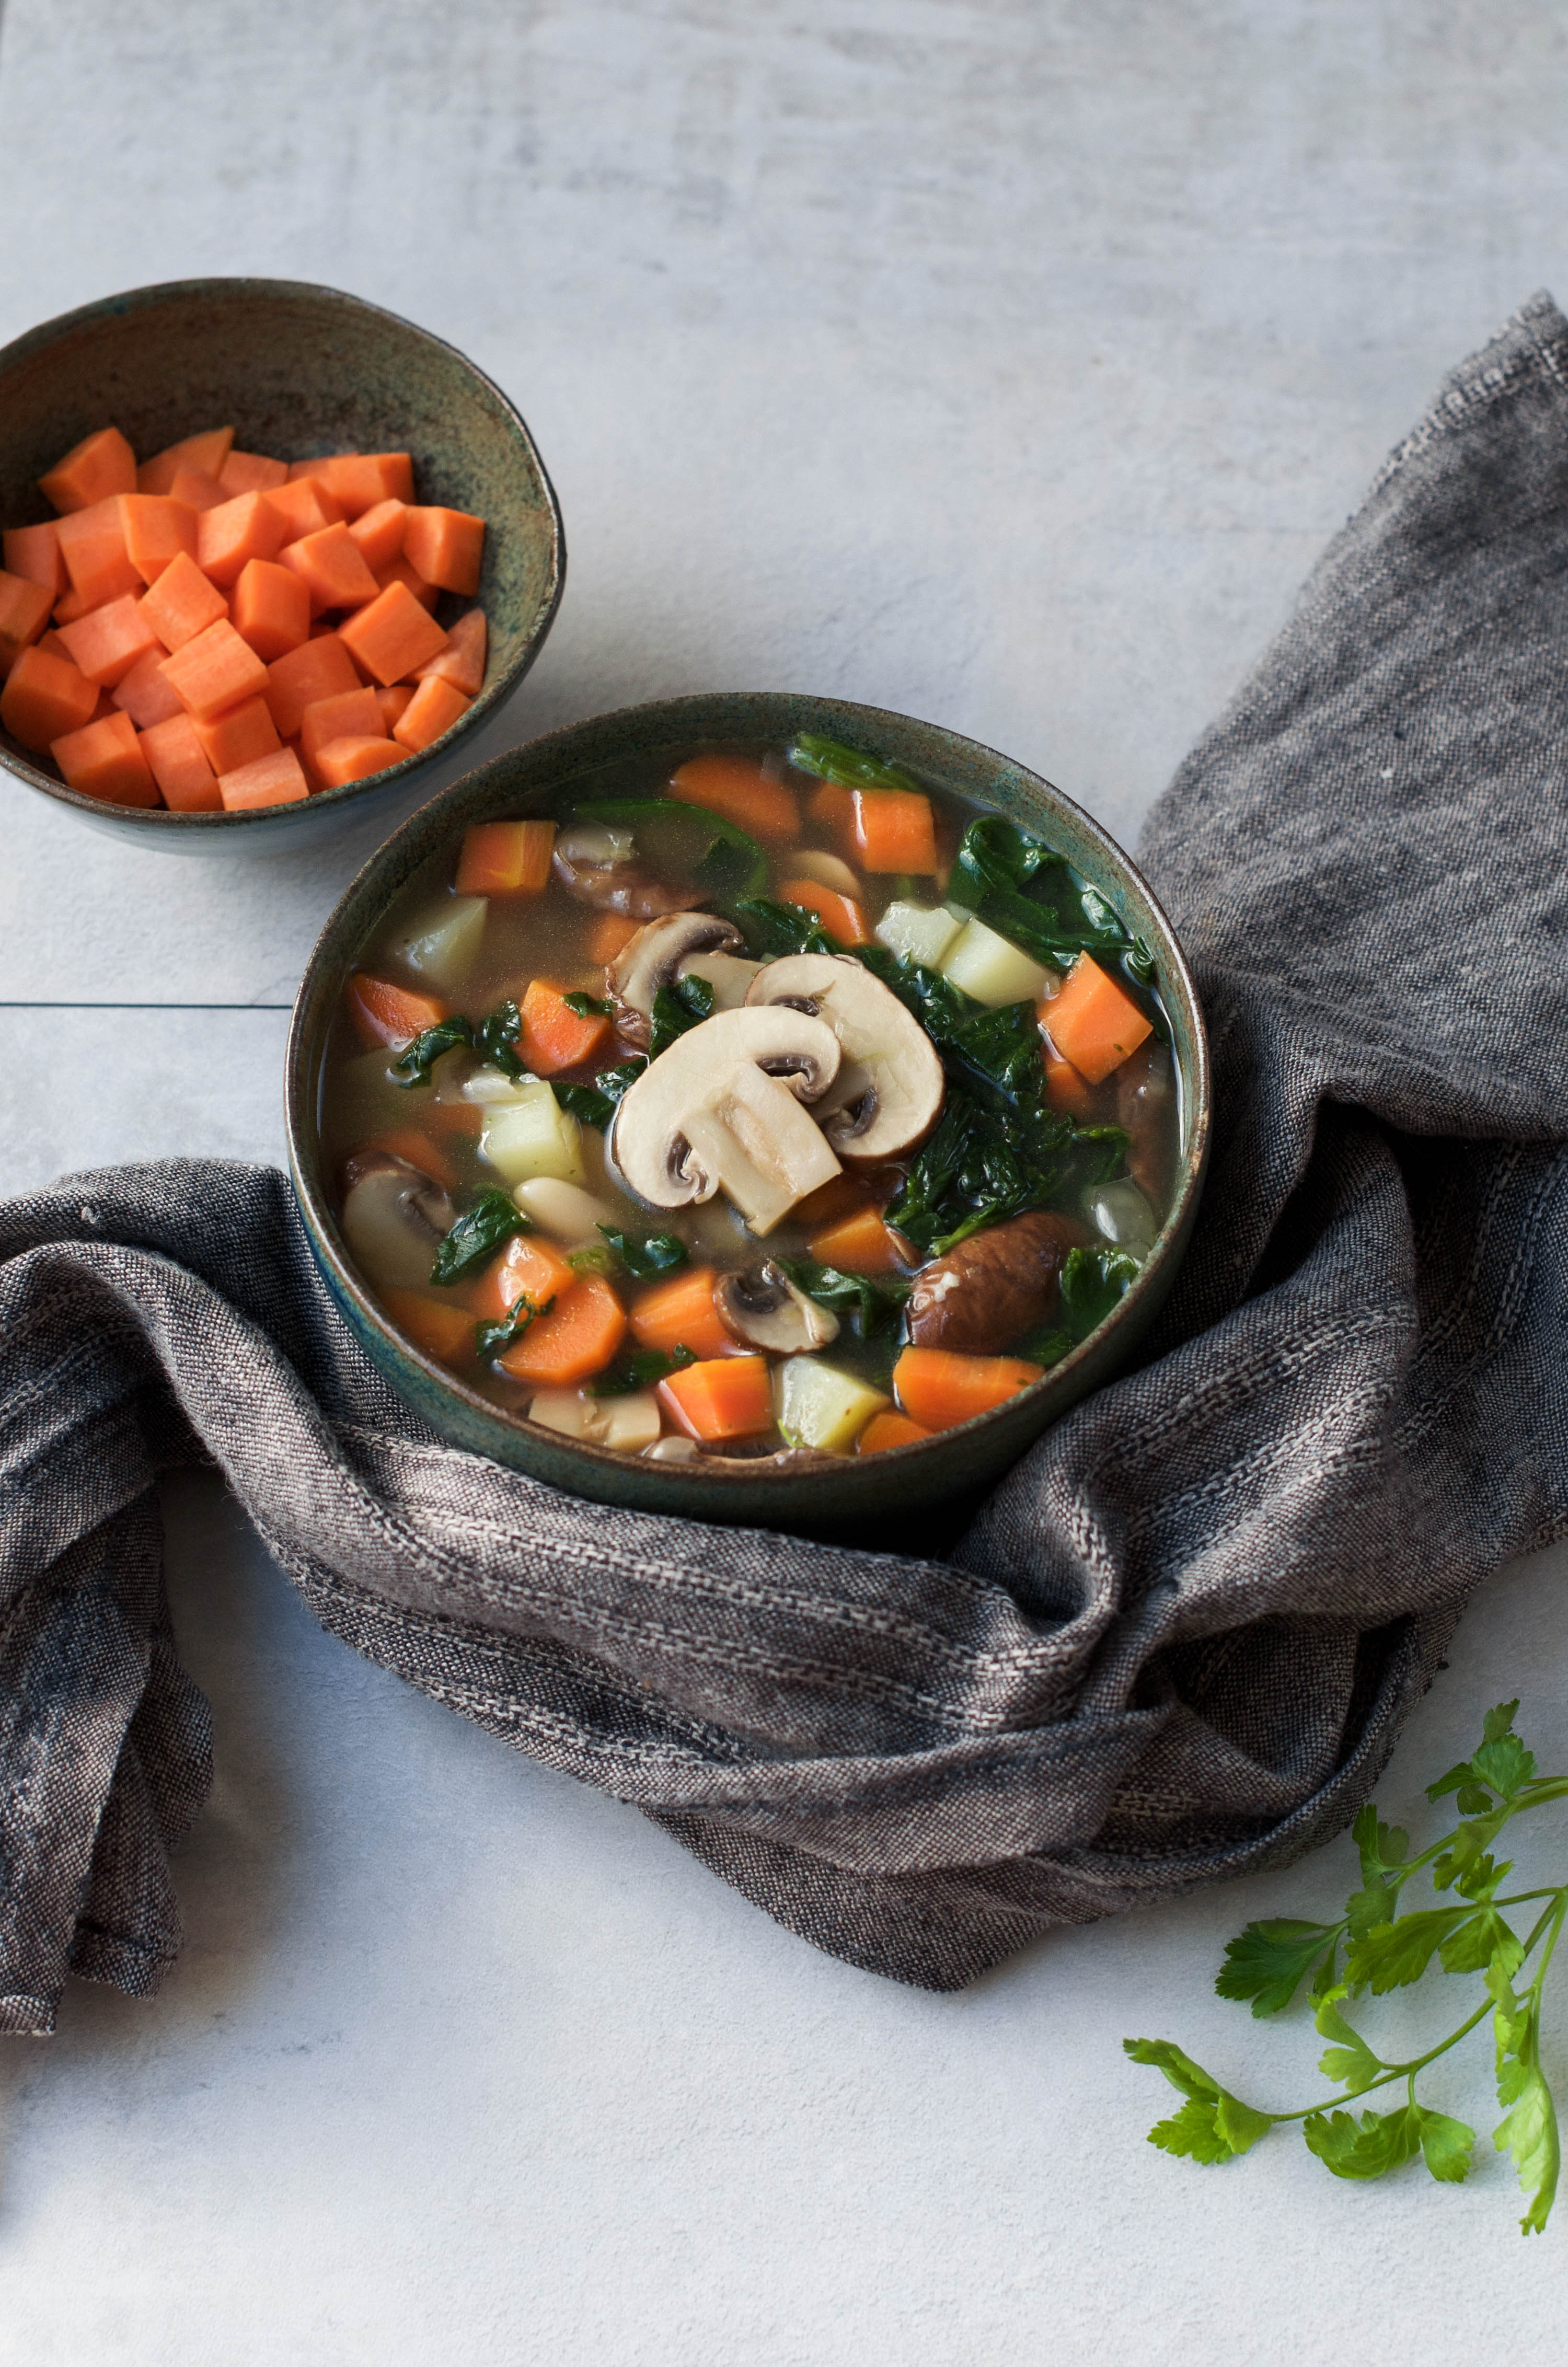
4,300 -> 1567,2037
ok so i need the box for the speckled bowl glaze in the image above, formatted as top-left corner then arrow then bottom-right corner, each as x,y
0,278 -> 563,850
287,694 -> 1210,1536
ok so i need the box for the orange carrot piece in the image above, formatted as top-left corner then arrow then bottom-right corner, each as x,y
375,685 -> 414,730
454,818 -> 555,895
194,694 -> 280,776
586,911 -> 641,963
347,497 -> 408,573
0,644 -> 98,750
516,978 -> 611,1076
159,617 -> 268,721
804,779 -> 855,851
3,521 -> 66,598
263,478 -> 344,545
89,690 -> 118,722
338,580 -> 448,685
291,454 -> 388,519
412,605 -> 486,696
402,504 -> 485,595
850,787 -> 938,873
629,1267 -> 738,1362
857,1411 -> 933,1454
136,428 -> 234,497
197,491 -> 287,587
51,583 -> 96,625
300,686 -> 385,765
393,674 -> 470,754
892,1346 -> 1044,1431
669,753 -> 798,846
230,558 -> 310,662
218,449 -> 289,498
263,633 -> 363,736
366,453 -> 415,503
55,497 -> 143,609
36,628 -> 71,662
500,1272 -> 627,1389
139,549 -> 228,652
345,974 -> 450,1049
118,494 -> 199,586
659,1355 -> 774,1442
218,745 -> 310,812
362,1128 -> 461,1191
808,1204 -> 907,1275
380,1288 -> 476,1368
1045,954 -> 1154,1084
472,1231 -> 579,1322
0,570 -> 52,671
140,711 -> 220,811
1041,1035 -> 1094,1118
51,709 -> 159,806
57,592 -> 162,688
40,426 -> 136,514
314,735 -> 404,788
111,646 -> 186,729
373,552 -> 440,613
279,521 -> 381,613
777,876 -> 869,945
167,466 -> 229,515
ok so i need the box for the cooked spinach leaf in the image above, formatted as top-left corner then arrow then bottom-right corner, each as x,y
780,1259 -> 910,1337
562,991 -> 614,1019
786,733 -> 921,795
946,815 -> 1133,973
730,895 -> 838,960
649,973 -> 715,1057
554,1058 -> 648,1130
391,1014 -> 476,1087
567,1244 -> 616,1276
475,1290 -> 555,1361
885,1087 -> 1127,1259
430,1188 -> 533,1285
1013,1324 -> 1075,1369
1059,1245 -> 1141,1342
588,1344 -> 698,1397
598,1226 -> 690,1279
572,796 -> 768,899
475,999 -> 527,1079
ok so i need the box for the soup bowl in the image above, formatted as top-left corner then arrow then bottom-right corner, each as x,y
287,692 -> 1210,1534
0,276 -> 563,850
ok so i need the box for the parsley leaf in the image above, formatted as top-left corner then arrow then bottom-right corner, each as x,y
598,1226 -> 690,1280
649,974 -> 715,1057
1214,1920 -> 1338,2018
429,1188 -> 533,1285
475,1291 -> 554,1361
588,1344 -> 697,1397
562,990 -> 614,1019
554,1058 -> 647,1130
781,1259 -> 910,1338
392,1014 -> 475,1086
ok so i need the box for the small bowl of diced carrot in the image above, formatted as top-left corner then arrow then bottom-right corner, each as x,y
0,277 -> 563,846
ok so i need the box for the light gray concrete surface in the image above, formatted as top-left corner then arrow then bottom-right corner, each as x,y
3,3 -> 1567,2358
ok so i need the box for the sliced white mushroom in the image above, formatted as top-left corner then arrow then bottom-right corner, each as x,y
606,911 -> 746,1046
677,949 -> 763,1011
745,954 -> 944,1163
790,848 -> 862,900
340,1151 -> 455,1290
527,1386 -> 663,1453
609,1004 -> 844,1236
714,1262 -> 840,1352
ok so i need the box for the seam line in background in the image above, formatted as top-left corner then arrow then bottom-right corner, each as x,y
0,1003 -> 294,1012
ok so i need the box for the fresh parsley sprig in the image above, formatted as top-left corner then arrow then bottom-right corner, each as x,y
1126,1699 -> 1568,2233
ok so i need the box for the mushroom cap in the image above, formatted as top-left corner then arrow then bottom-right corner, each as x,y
714,1262 -> 841,1352
745,954 -> 945,1162
552,828 -> 706,921
340,1151 -> 455,1291
606,911 -> 746,1047
609,1004 -> 843,1213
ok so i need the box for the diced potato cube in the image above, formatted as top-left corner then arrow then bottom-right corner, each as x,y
481,1080 -> 585,1184
773,1356 -> 891,1453
527,1385 -> 662,1452
940,915 -> 1051,1006
391,895 -> 488,987
875,899 -> 962,971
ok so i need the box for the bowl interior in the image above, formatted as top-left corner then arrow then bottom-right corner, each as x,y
0,277 -> 563,829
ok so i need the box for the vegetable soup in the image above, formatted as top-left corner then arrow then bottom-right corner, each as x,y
320,734 -> 1181,1464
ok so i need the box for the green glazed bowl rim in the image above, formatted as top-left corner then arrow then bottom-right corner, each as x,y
287,694 -> 1211,1518
0,274 -> 564,838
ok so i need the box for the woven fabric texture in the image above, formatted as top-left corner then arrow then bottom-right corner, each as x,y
3,300 -> 1566,2035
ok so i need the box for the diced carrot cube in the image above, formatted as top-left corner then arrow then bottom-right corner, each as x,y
279,522 -> 380,613
375,685 -> 414,730
218,448 -> 290,498
347,498 -> 408,573
289,454 -> 388,519
402,506 -> 485,596
366,453 -> 415,503
194,693 -> 280,775
3,522 -> 65,598
314,734 -> 405,788
392,674 -> 470,753
0,570 -> 53,672
516,977 -> 610,1076
472,1231 -> 579,1322
586,912 -> 641,963
777,876 -> 869,945
51,708 -> 159,806
36,628 -> 71,662
850,787 -> 938,874
159,617 -> 269,721
230,558 -> 310,662
299,686 -> 385,764
90,691 -> 117,722
892,1346 -> 1044,1431
40,426 -> 137,514
263,479 -> 343,545
140,712 -> 220,811
118,494 -> 199,586
413,606 -> 486,697
52,584 -> 96,625
1041,1035 -> 1094,1118
362,1127 -> 460,1191
807,1204 -> 907,1275
380,1288 -> 476,1368
262,633 -> 362,737
1045,954 -> 1155,1084
670,753 -> 798,846
196,491 -> 287,587
138,549 -> 228,651
338,579 -> 448,685
856,1411 -> 932,1454
659,1355 -> 774,1442
629,1267 -> 739,1362
500,1271 -> 627,1388
111,645 -> 186,729
0,644 -> 97,750
218,745 -> 310,811
804,779 -> 855,851
136,428 -> 235,497
345,974 -> 449,1049
454,817 -> 555,895
167,467 -> 228,514
56,497 -> 143,609
372,552 -> 439,612
57,592 -> 162,688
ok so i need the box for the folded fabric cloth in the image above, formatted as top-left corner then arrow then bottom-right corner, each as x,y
4,301 -> 1566,2037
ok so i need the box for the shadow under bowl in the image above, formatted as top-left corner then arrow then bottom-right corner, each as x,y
0,276 -> 563,851
287,692 -> 1210,1539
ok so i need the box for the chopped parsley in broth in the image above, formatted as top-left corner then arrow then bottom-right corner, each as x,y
321,739 -> 1180,1462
